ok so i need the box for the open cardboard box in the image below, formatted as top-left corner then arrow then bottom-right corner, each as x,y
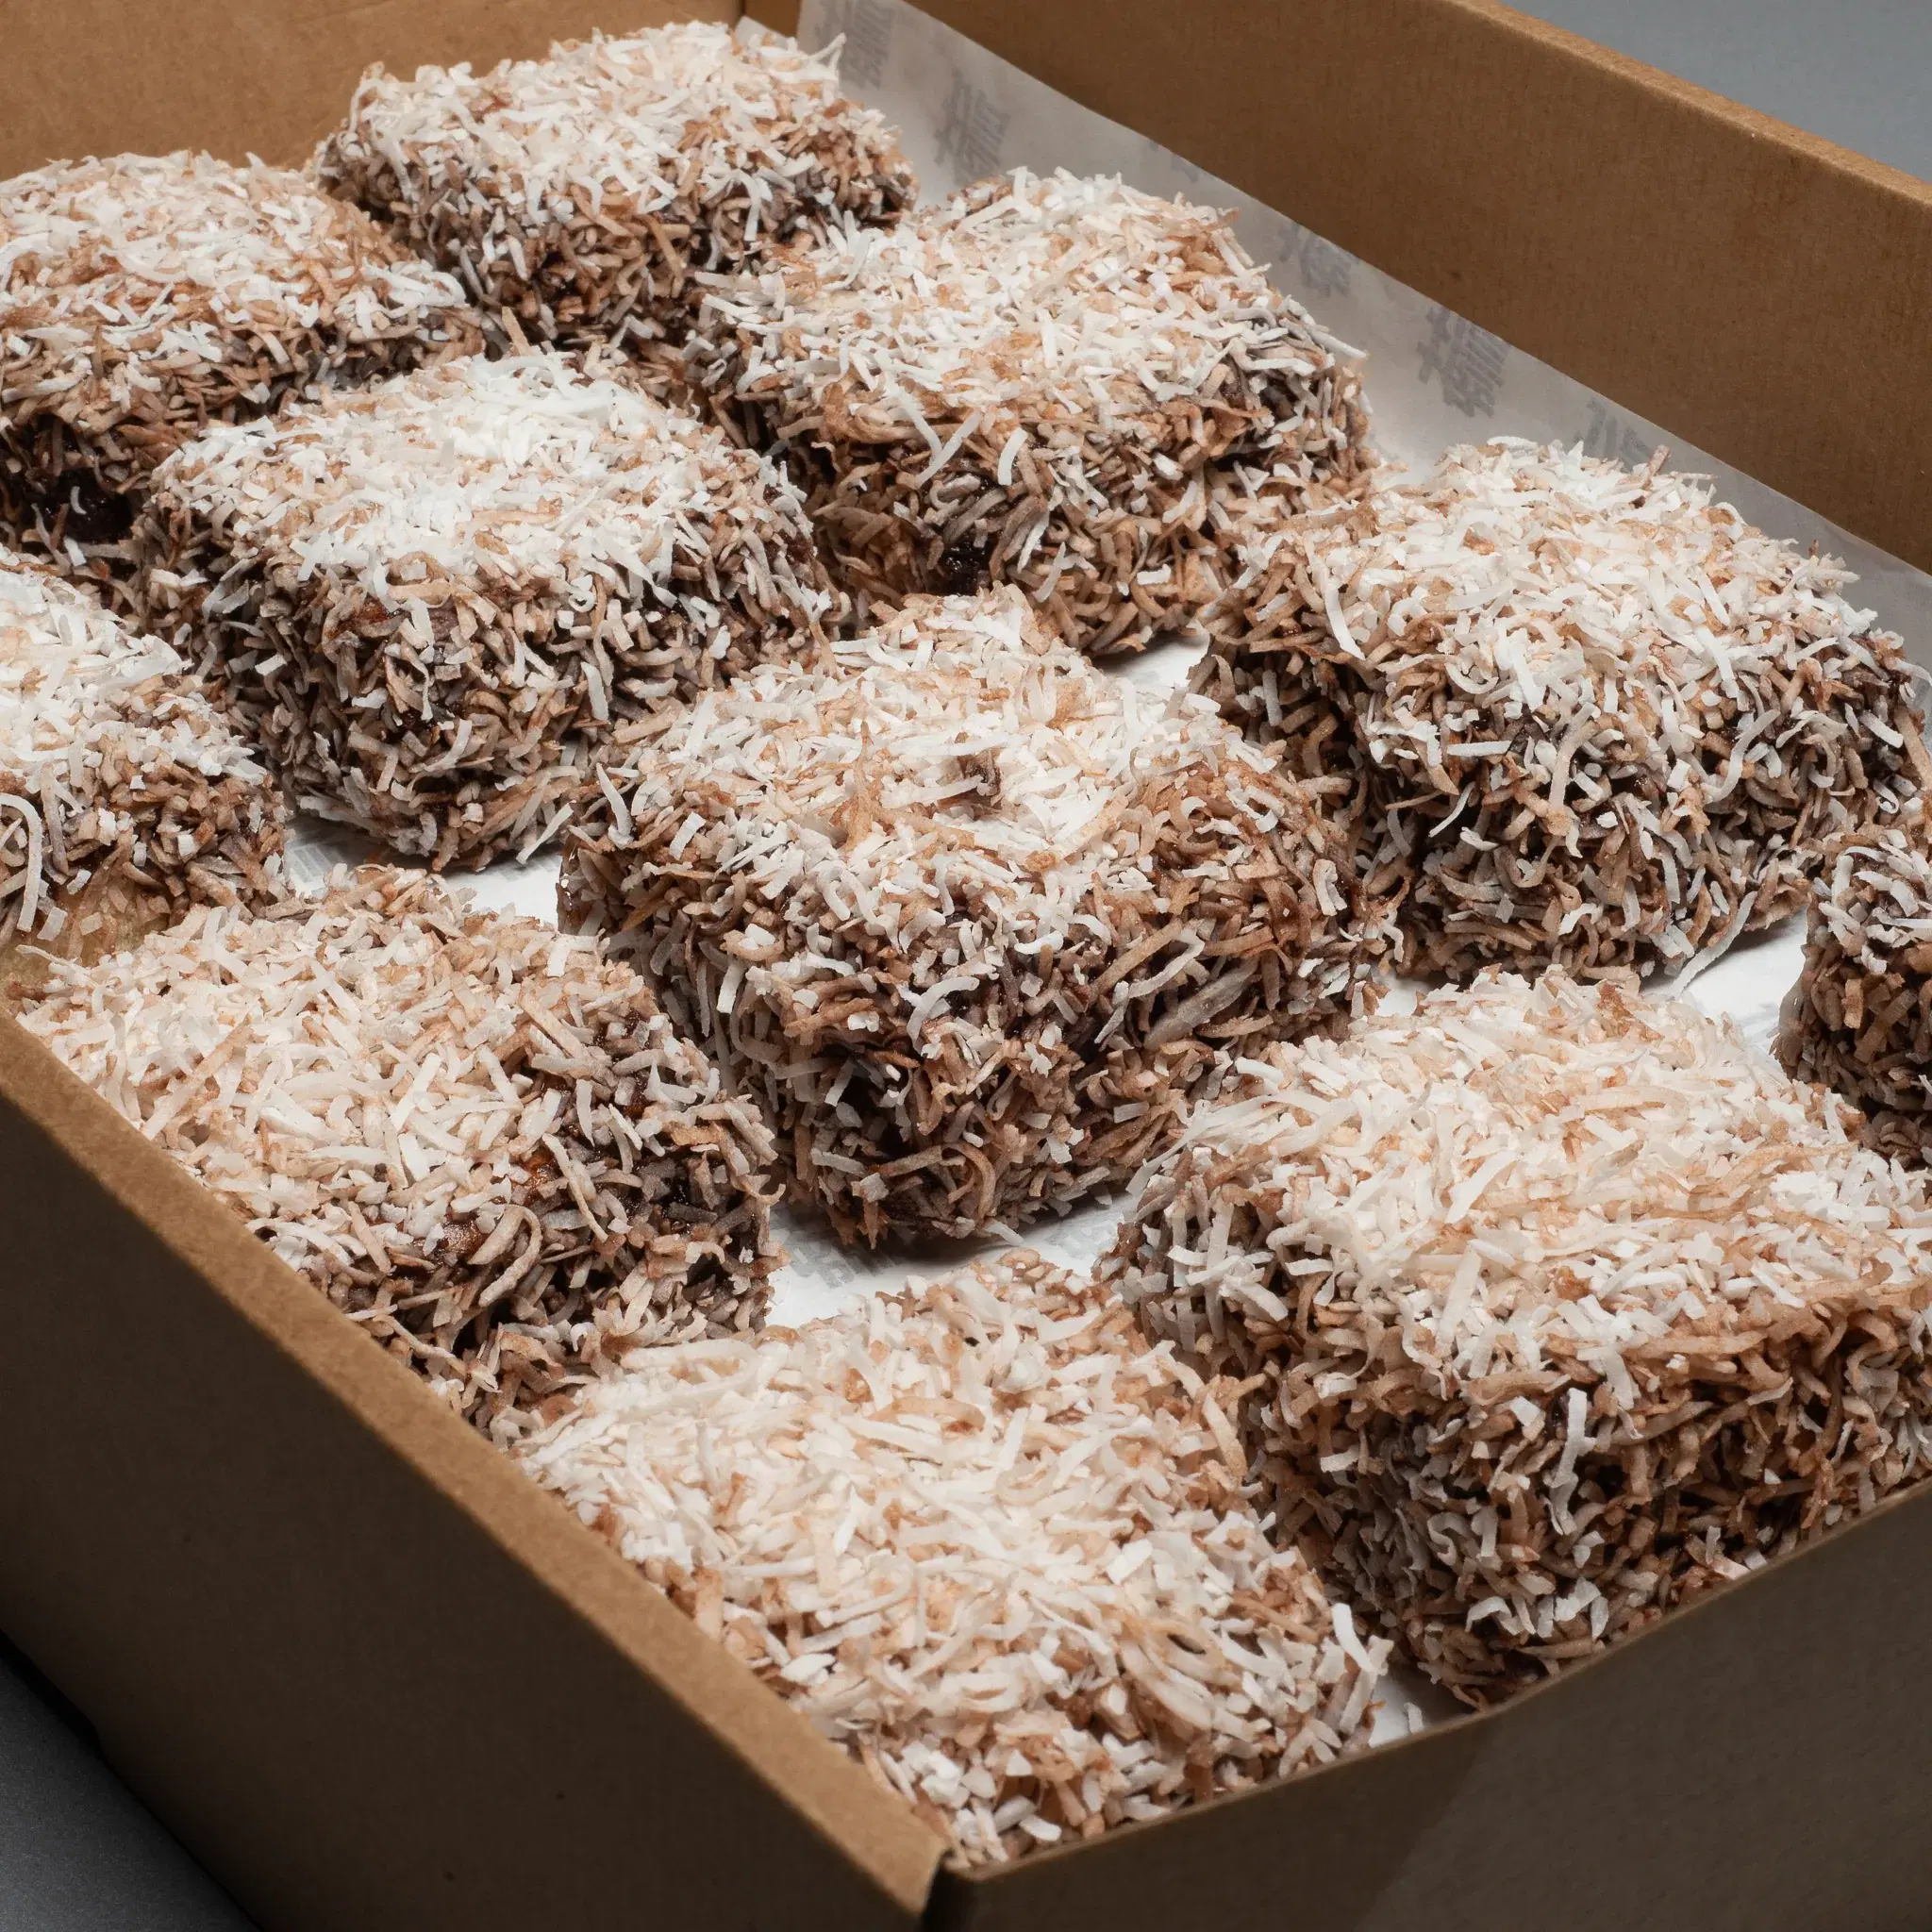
6,2 -> 1932,1926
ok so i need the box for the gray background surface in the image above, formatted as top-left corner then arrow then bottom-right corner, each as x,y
2,2 -> 1925,1924
1525,0 -> 1932,183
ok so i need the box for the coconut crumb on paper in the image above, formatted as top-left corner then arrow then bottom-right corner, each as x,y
317,21 -> 913,351
1779,802 -> 1932,1162
520,1250 -> 1386,1864
134,350 -> 832,870
23,867 -> 781,1436
560,588 -> 1386,1244
688,168 -> 1370,656
1194,439 -> 1926,981
0,548 -> 283,997
0,151 -> 480,600
1107,969 -> 1932,1702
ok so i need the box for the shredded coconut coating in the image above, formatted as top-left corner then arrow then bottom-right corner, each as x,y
687,169 -> 1370,658
1107,971 -> 1932,1701
0,548 -> 282,993
0,151 -> 481,597
1192,440 -> 1927,980
24,868 -> 781,1435
520,1251 -> 1385,1865
133,351 -> 832,869
1779,804 -> 1932,1162
560,590 -> 1385,1243
316,22 -> 913,350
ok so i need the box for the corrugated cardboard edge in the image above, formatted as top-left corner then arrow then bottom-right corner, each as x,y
0,1012 -> 942,1930
792,0 -> 1932,575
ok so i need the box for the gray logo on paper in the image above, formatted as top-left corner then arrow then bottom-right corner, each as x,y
1285,224 -> 1353,302
1418,305 -> 1509,417
819,0 -> 894,90
1577,396 -> 1657,471
1166,153 -> 1210,196
936,74 -> 1011,183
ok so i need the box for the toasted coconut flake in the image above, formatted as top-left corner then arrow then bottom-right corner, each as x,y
687,169 -> 1371,656
521,1250 -> 1384,1864
1193,440 -> 1925,979
1779,802 -> 1932,1161
23,867 -> 781,1434
134,351 -> 833,869
560,588 -> 1386,1242
1108,970 -> 1932,1701
317,22 -> 912,350
0,151 -> 481,599
0,547 -> 283,995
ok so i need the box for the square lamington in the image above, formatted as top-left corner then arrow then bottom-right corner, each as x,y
0,151 -> 478,596
560,588 -> 1384,1241
317,22 -> 913,349
522,1251 -> 1387,1865
1109,970 -> 1932,1701
688,171 -> 1370,657
0,547 -> 283,992
136,351 -> 833,868
25,868 -> 781,1437
1193,440 -> 1925,979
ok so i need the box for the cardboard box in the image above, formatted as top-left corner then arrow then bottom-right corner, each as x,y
6,4 -> 1932,1926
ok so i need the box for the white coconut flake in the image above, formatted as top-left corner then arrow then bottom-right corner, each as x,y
519,1250 -> 1386,1865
